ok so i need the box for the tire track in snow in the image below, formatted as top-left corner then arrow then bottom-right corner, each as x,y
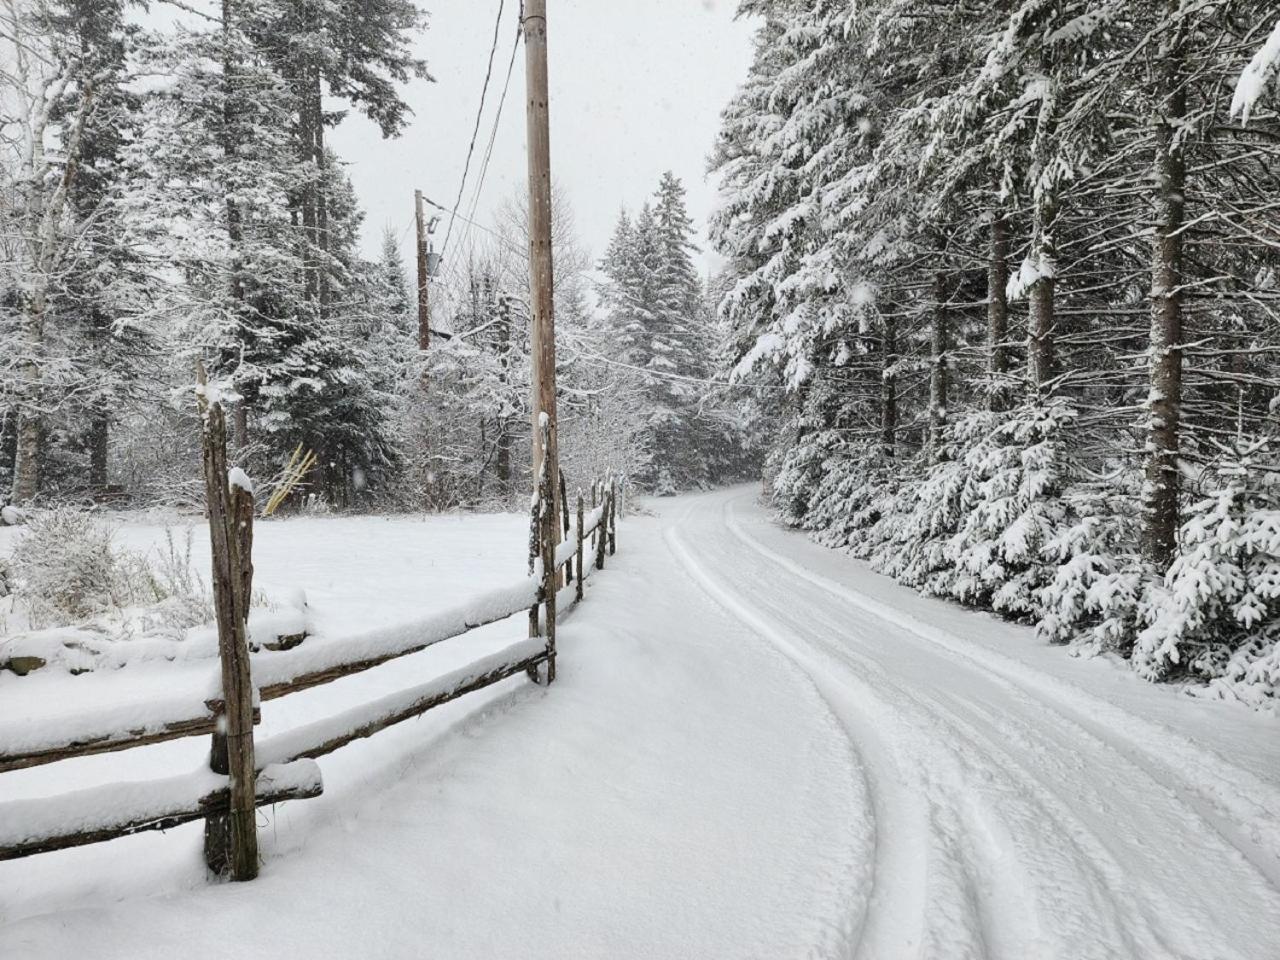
682,520 -> 1145,960
665,523 -> 947,960
722,494 -> 1280,895
736,557 -> 1253,959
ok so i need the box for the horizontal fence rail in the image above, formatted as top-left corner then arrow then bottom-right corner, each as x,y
0,394 -> 625,882
0,761 -> 321,862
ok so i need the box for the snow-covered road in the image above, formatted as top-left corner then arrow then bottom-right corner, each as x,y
668,487 -> 1280,959
4,487 -> 1279,958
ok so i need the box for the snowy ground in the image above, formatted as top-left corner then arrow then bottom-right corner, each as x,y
2,488 -> 1279,958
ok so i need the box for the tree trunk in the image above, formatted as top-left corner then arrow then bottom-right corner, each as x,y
989,213 -> 1011,409
881,314 -> 897,455
295,5 -> 326,314
233,403 -> 248,450
88,415 -> 109,489
929,271 -> 949,457
10,291 -> 45,505
10,409 -> 41,505
1143,16 -> 1187,570
1028,193 -> 1057,393
222,0 -> 250,442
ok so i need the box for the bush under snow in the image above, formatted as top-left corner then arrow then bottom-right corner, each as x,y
779,409 -> 1280,712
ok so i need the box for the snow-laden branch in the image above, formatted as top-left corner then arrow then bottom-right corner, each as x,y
1232,18 -> 1280,123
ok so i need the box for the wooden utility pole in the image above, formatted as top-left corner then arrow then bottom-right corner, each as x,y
414,189 -> 431,351
524,0 -> 560,681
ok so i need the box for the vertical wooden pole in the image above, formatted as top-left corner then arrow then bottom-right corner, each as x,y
414,189 -> 431,352
524,0 -> 559,684
576,493 -> 585,602
608,479 -> 616,556
539,423 -> 556,683
590,482 -> 597,552
559,468 -> 571,584
197,369 -> 258,881
595,485 -> 607,574
527,472 -> 541,650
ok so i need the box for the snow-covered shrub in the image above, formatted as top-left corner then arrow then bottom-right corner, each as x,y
878,456 -> 966,589
771,422 -> 843,527
943,402 -> 1076,619
803,442 -> 898,554
142,527 -> 214,632
10,509 -> 141,627
1037,506 -> 1148,653
1134,452 -> 1280,699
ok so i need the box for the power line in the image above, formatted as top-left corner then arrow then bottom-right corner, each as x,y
457,19 -> 522,260
441,0 -> 507,259
417,191 -> 522,255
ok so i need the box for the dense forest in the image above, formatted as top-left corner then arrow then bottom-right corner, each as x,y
709,2 -> 1280,706
0,0 -> 753,516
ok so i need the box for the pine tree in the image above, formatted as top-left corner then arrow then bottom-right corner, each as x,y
597,174 -> 733,492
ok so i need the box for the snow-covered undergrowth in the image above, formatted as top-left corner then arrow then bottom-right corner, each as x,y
778,401 -> 1280,712
0,510 -> 229,674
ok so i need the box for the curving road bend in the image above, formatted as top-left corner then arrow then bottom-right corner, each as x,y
663,487 -> 1280,960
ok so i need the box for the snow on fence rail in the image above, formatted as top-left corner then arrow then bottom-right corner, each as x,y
0,393 -> 622,877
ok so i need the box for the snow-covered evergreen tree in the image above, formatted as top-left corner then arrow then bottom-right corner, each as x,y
711,0 -> 1280,705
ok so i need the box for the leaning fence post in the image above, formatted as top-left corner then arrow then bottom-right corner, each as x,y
196,368 -> 259,881
608,479 -> 617,556
576,493 -> 585,602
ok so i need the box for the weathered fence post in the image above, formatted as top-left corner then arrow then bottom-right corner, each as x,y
576,493 -> 585,602
595,482 -> 607,573
527,474 -> 541,676
540,424 -> 557,684
608,479 -> 617,556
526,419 -> 556,685
589,482 -> 598,552
559,468 -> 572,584
197,369 -> 259,881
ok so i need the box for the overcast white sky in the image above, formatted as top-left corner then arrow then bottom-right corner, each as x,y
327,1 -> 757,279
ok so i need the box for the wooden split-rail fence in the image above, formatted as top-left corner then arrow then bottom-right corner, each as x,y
0,393 -> 622,880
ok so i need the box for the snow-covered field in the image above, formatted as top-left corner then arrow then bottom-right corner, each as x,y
3,489 -> 1280,958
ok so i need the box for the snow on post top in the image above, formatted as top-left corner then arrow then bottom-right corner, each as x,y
194,378 -> 242,408
228,467 -> 255,496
